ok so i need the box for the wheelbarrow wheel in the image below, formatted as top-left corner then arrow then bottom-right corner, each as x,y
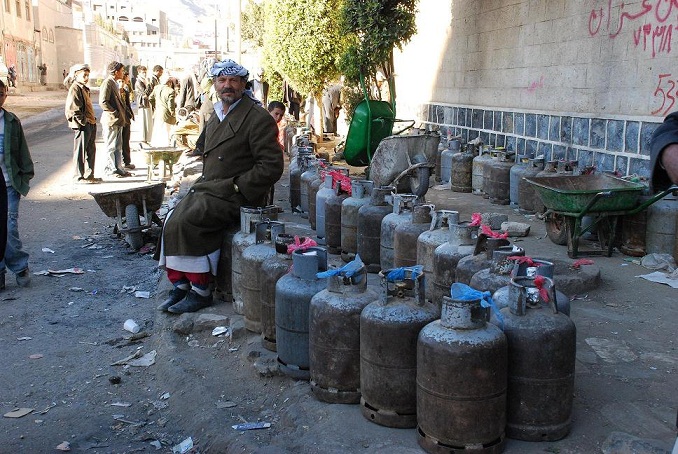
545,213 -> 569,246
409,154 -> 430,197
124,204 -> 144,250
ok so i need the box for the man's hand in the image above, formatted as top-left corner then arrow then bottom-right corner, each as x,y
661,143 -> 678,185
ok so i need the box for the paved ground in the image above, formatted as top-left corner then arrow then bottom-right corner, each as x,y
2,88 -> 677,453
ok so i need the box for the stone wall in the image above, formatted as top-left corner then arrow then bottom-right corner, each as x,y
392,0 -> 678,179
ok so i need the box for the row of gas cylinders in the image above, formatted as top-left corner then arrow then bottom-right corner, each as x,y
227,205 -> 575,452
433,139 -> 582,212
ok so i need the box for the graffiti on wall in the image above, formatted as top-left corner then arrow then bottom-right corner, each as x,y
588,0 -> 677,58
650,73 -> 678,116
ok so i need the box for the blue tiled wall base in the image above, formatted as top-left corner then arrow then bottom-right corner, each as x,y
423,104 -> 660,181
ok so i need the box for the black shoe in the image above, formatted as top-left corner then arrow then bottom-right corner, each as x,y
167,290 -> 212,314
16,269 -> 31,288
157,288 -> 188,311
124,163 -> 136,170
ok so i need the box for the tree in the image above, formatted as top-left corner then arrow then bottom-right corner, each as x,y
262,0 -> 347,102
241,0 -> 265,48
338,0 -> 418,114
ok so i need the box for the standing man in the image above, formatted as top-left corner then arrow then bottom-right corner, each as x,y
157,59 -> 284,314
150,65 -> 164,110
64,63 -> 100,183
134,66 -> 153,143
99,61 -> 131,178
177,67 -> 200,113
119,71 -> 135,170
0,79 -> 34,289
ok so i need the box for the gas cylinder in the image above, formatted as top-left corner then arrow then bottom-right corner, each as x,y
276,247 -> 328,379
231,206 -> 279,314
380,194 -> 419,271
325,181 -> 351,254
315,167 -> 349,244
341,180 -> 374,261
417,289 -> 508,453
260,233 -> 296,351
214,230 -> 237,303
360,268 -> 439,428
289,147 -> 313,213
518,157 -> 545,214
494,276 -> 576,441
645,195 -> 678,259
417,210 -> 459,301
435,142 -> 445,183
484,151 -> 514,205
308,173 -> 324,230
472,145 -> 492,196
431,222 -> 476,307
241,221 -> 285,333
357,186 -> 394,273
620,195 -> 649,257
440,145 -> 457,184
470,246 -> 526,294
300,158 -> 321,216
492,258 -> 570,316
509,155 -> 529,207
394,204 -> 435,268
450,143 -> 474,193
309,260 -> 378,404
455,239 -> 513,285
557,159 -> 578,175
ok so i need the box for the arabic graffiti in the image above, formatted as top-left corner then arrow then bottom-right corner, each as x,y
651,73 -> 678,116
588,0 -> 678,57
526,75 -> 545,93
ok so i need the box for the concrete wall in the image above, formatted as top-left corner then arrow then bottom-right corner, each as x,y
394,0 -> 678,179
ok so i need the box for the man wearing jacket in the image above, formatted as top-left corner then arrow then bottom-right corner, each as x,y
65,63 -> 100,183
650,112 -> 678,192
134,65 -> 153,143
157,59 -> 284,314
99,61 -> 131,178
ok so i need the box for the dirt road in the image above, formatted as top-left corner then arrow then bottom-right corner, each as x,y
0,90 -> 676,453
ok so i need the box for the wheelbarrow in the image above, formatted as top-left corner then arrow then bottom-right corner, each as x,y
138,143 -> 185,182
368,131 -> 440,196
89,182 -> 166,250
525,173 -> 678,258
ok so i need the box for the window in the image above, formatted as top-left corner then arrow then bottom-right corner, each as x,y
48,29 -> 54,43
42,26 -> 47,41
119,15 -> 128,21
15,0 -> 20,18
24,0 -> 29,19
4,0 -> 9,13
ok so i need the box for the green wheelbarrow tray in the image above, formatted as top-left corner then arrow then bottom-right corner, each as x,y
524,174 -> 645,214
343,99 -> 396,167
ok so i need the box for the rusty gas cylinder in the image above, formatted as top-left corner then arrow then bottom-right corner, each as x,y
417,285 -> 508,453
470,246 -> 525,294
394,204 -> 435,268
360,267 -> 438,428
518,157 -> 545,214
308,173 -> 323,230
357,186 -> 394,273
450,142 -> 474,193
341,180 -> 374,261
484,151 -> 514,205
300,158 -> 321,216
431,222 -> 476,308
242,221 -> 285,333
455,236 -> 511,285
289,147 -> 313,213
325,181 -> 350,254
472,145 -> 492,196
309,260 -> 377,404
417,210 -> 459,301
260,233 -> 296,351
380,194 -> 418,271
494,276 -> 576,441
231,206 -> 279,314
276,247 -> 328,380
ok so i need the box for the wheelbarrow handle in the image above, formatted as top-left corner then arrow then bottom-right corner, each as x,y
627,184 -> 678,215
576,191 -> 613,218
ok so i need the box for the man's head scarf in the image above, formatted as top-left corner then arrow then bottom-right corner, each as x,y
210,59 -> 249,81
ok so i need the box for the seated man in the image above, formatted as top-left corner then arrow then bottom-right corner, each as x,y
650,111 -> 678,191
157,59 -> 284,314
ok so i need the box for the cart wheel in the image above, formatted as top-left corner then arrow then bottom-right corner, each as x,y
409,154 -> 430,197
545,213 -> 569,245
124,204 -> 144,250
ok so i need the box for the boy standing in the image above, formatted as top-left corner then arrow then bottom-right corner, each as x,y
0,79 -> 34,289
65,63 -> 100,183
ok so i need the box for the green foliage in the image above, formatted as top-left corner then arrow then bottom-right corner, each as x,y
262,0 -> 348,98
242,0 -> 265,48
265,70 -> 284,105
338,0 -> 418,107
